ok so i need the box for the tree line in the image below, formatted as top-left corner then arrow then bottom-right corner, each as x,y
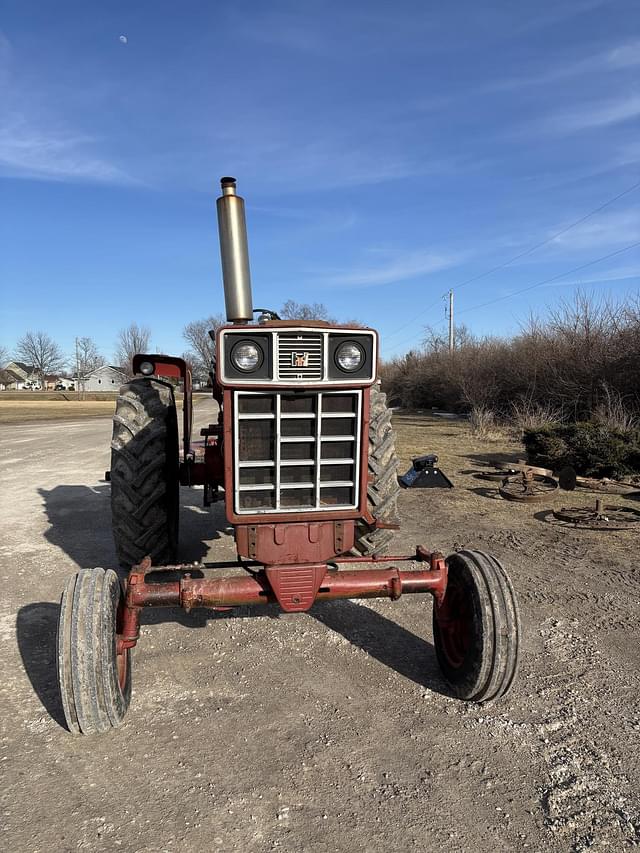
1,301 -> 337,387
380,292 -> 640,424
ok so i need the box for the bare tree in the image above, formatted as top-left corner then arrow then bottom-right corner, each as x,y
15,331 -> 66,387
182,314 -> 226,383
115,323 -> 151,377
75,337 -> 106,390
0,344 -> 8,367
280,300 -> 335,322
423,322 -> 475,353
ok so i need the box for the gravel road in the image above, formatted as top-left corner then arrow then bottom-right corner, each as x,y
1,402 -> 639,852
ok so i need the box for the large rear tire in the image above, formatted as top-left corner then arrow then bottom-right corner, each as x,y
110,377 -> 179,569
433,550 -> 520,702
350,384 -> 400,556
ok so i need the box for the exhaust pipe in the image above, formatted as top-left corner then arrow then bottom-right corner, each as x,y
216,177 -> 253,324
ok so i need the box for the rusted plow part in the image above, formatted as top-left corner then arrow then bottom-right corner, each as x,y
499,469 -> 558,503
515,460 -> 555,478
551,499 -> 640,531
558,465 -> 640,495
576,478 -> 640,496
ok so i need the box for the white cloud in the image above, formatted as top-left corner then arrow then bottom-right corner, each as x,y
551,209 -> 640,250
318,249 -> 460,288
486,38 -> 640,92
0,119 -> 135,184
542,94 -> 640,134
543,264 -> 640,287
0,30 -> 134,186
573,265 -> 640,284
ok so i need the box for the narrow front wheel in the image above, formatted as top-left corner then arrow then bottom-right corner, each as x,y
433,550 -> 520,702
57,568 -> 132,734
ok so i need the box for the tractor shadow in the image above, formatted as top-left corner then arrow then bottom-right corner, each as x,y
16,598 -> 449,731
38,484 -> 227,569
312,600 -> 448,695
141,598 -> 448,695
16,602 -> 66,730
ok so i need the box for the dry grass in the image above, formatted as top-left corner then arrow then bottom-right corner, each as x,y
0,401 -> 118,423
468,406 -> 506,441
508,398 -> 564,434
391,410 -> 635,534
0,395 -> 198,424
0,391 -> 120,402
392,411 -> 518,472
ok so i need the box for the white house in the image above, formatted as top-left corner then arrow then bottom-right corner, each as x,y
83,365 -> 127,392
5,362 -> 39,387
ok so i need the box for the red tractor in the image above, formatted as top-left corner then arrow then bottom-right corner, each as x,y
57,178 -> 520,734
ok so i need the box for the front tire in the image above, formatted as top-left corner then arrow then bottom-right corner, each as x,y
351,384 -> 400,556
433,550 -> 520,702
57,568 -> 132,734
110,378 -> 179,569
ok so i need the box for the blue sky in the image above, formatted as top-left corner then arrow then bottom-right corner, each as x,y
1,0 -> 639,365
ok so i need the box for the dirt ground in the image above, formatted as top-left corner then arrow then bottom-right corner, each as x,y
1,402 -> 639,853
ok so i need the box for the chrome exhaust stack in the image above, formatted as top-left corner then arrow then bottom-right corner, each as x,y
216,177 -> 253,324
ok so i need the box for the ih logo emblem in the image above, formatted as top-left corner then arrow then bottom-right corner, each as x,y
291,352 -> 309,368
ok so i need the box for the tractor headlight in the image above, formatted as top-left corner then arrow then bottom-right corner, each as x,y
335,342 -> 364,372
139,361 -> 155,376
231,341 -> 262,372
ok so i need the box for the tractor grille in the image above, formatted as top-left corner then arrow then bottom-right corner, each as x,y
234,390 -> 362,514
276,333 -> 323,381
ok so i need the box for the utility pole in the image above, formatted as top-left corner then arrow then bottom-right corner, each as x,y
75,337 -> 80,400
448,289 -> 454,353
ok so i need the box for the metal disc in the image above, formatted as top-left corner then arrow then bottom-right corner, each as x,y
552,504 -> 640,530
499,473 -> 558,503
473,468 -> 519,482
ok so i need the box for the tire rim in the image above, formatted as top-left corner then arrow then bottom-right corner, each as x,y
115,597 -> 129,692
115,641 -> 128,691
435,575 -> 473,668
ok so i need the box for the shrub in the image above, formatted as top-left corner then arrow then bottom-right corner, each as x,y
523,422 -> 640,478
509,398 -> 565,436
469,407 -> 503,440
381,292 -> 640,423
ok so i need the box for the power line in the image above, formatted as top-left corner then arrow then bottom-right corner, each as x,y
382,240 -> 640,356
442,179 -> 640,295
382,178 -> 640,342
383,292 -> 447,343
384,301 -> 447,355
455,240 -> 640,317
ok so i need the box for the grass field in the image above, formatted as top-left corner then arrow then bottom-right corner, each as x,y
0,391 -> 120,401
0,393 -> 199,424
0,400 -> 117,424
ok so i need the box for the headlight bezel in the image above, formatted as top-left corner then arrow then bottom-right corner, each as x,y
218,328 -> 376,384
334,341 -> 365,373
222,332 -> 273,382
230,340 -> 263,373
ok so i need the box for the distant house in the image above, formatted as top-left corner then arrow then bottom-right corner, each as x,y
0,368 -> 25,390
83,365 -> 127,392
5,362 -> 39,384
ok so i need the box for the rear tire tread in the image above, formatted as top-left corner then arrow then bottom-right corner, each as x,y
350,385 -> 400,557
110,377 -> 179,569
